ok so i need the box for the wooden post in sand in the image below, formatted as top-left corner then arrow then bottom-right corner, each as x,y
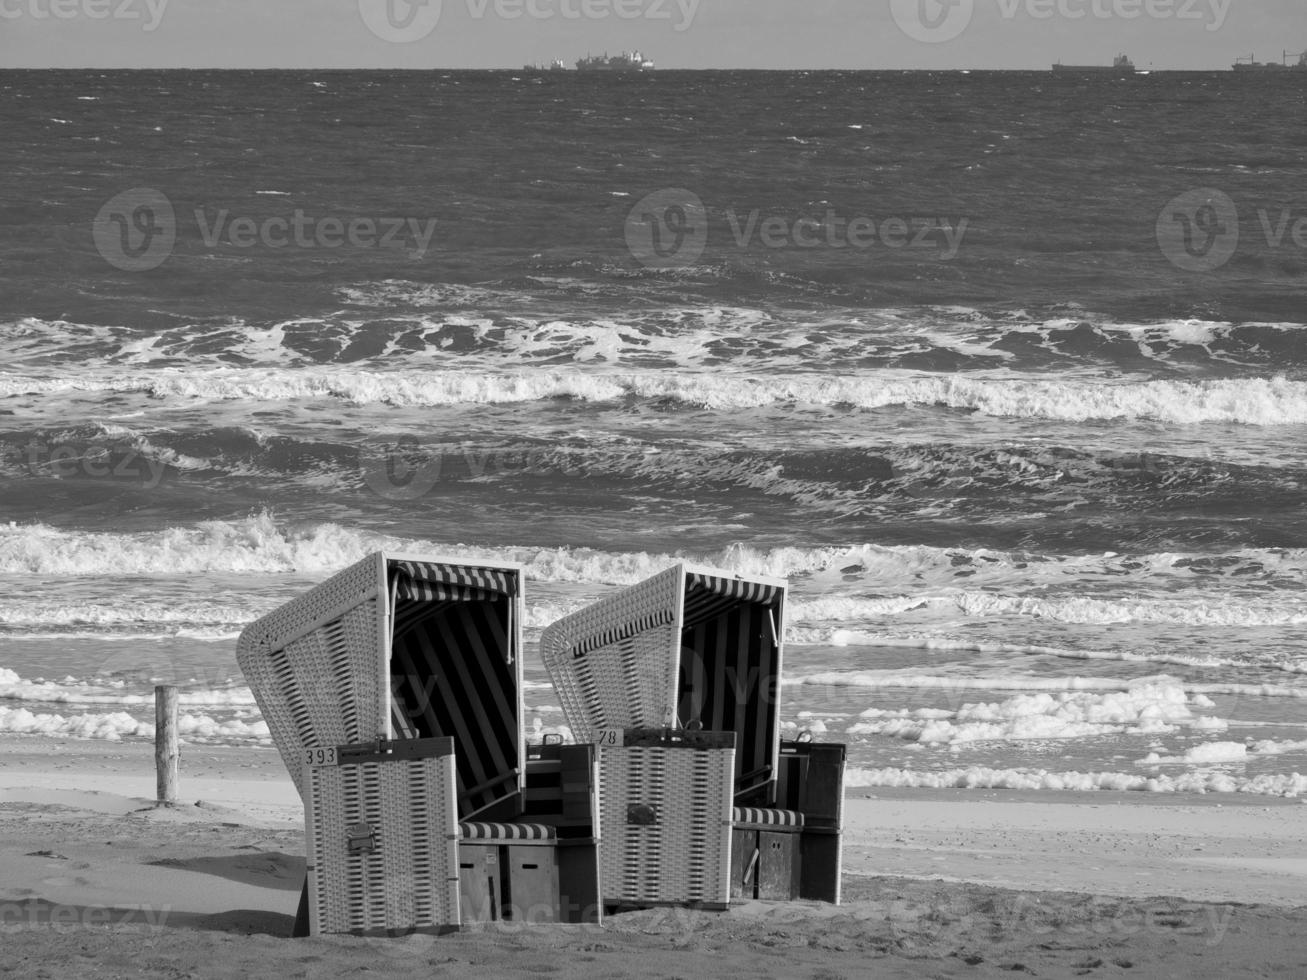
155,685 -> 179,806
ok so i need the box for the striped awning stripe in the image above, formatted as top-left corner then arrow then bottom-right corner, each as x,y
571,609 -> 675,659
733,807 -> 804,829
459,822 -> 556,841
686,573 -> 782,605
391,561 -> 518,602
683,574 -> 782,632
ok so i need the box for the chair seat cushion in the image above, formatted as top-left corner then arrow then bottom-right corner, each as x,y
732,807 -> 804,830
459,822 -> 557,841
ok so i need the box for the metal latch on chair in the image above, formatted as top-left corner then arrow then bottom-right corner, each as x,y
627,803 -> 658,826
347,822 -> 377,855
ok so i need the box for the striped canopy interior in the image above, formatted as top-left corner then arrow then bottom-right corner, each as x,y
677,573 -> 783,804
388,561 -> 521,819
391,560 -> 517,602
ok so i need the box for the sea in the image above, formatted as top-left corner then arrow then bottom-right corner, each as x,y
2,69 -> 1306,797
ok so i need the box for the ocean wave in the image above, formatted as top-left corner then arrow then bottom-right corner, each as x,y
844,765 -> 1307,797
787,628 -> 1307,676
11,309 -> 1307,377
846,681 -> 1222,746
5,367 -> 1307,425
0,601 -> 258,629
11,428 -> 1302,533
789,590 -> 1307,628
0,669 -> 256,708
785,671 -> 1307,700
0,704 -> 269,743
1,514 -> 1304,587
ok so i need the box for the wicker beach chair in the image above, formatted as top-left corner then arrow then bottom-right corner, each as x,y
540,563 -> 845,907
237,552 -> 600,934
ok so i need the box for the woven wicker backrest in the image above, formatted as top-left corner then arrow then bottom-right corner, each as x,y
237,554 -> 388,798
540,563 -> 786,802
540,565 -> 683,739
238,552 -> 525,812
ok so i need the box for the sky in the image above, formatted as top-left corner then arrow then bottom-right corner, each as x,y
1,0 -> 1303,70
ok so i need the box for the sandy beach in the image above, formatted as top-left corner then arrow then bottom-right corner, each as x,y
0,735 -> 1302,979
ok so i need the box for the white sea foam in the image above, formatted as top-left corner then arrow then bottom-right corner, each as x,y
846,682 -> 1221,747
786,670 -> 1307,700
844,765 -> 1307,797
2,514 -> 1303,588
0,669 -> 256,708
1139,738 -> 1307,766
788,591 -> 1307,628
0,601 -> 257,628
0,705 -> 269,743
4,367 -> 1307,425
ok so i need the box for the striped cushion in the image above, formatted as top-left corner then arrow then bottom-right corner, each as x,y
459,822 -> 556,841
733,807 -> 804,829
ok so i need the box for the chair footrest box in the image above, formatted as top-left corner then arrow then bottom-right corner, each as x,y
730,808 -> 804,901
304,738 -> 461,937
776,740 -> 847,905
459,823 -> 561,923
596,728 -> 735,910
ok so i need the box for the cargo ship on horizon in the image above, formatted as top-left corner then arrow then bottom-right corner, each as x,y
1232,51 -> 1307,71
576,51 -> 655,72
1052,54 -> 1138,74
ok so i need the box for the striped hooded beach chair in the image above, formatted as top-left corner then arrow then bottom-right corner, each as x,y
540,563 -> 845,908
237,552 -> 600,935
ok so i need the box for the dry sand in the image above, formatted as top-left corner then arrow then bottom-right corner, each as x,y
0,735 -> 1303,979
